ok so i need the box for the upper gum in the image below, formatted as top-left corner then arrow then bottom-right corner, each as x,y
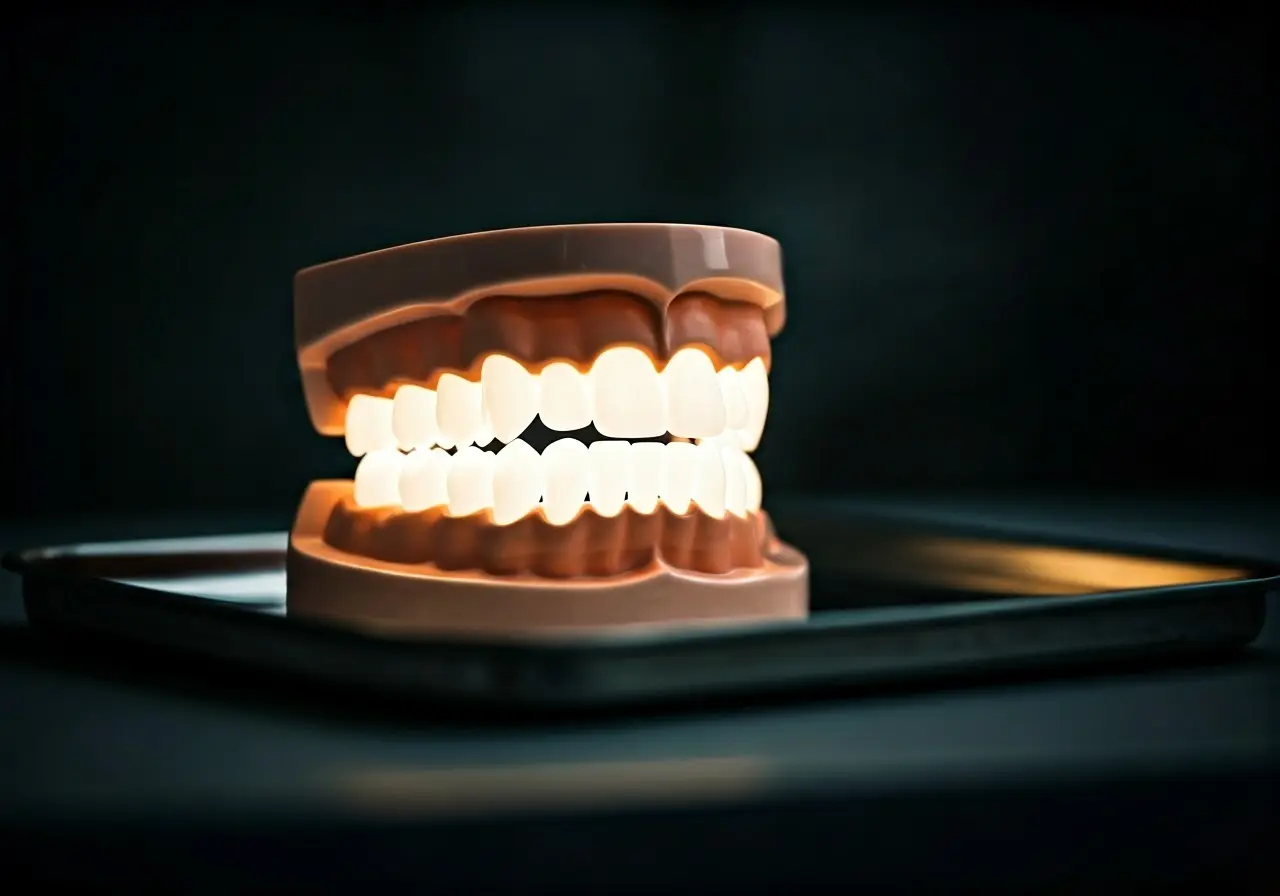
323,291 -> 771,400
352,345 -> 764,394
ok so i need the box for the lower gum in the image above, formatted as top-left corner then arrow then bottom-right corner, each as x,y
323,498 -> 766,577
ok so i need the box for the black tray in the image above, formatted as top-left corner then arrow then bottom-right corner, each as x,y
4,506 -> 1274,712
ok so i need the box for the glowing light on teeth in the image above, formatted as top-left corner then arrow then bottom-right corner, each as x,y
537,362 -> 592,432
436,373 -> 484,449
343,347 -> 770,523
492,439 -> 544,525
391,384 -> 439,451
481,354 -> 539,444
664,347 -> 726,439
398,446 -> 449,512
591,347 -> 664,438
344,394 -> 395,457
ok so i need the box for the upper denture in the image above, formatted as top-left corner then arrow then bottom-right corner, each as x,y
295,224 -> 785,436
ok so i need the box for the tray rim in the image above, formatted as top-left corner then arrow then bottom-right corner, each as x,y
5,520 -> 1277,655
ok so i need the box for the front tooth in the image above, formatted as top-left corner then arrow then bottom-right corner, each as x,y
738,357 -> 769,452
663,347 -> 726,439
592,347 -> 665,438
398,447 -> 450,512
391,385 -> 440,450
692,442 -> 727,519
587,441 -> 631,518
627,442 -> 664,514
436,373 -> 484,449
741,454 -> 763,512
492,439 -> 544,525
695,431 -> 744,451
344,394 -> 396,457
471,408 -> 494,448
660,441 -> 697,514
718,366 -> 749,431
353,448 -> 404,508
538,362 -> 592,432
445,445 -> 494,517
722,449 -> 747,518
481,354 -> 539,444
542,438 -> 588,525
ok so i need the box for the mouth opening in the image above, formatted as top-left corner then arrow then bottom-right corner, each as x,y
340,346 -> 768,526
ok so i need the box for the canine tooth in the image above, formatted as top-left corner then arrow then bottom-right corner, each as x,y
739,357 -> 769,451
353,448 -> 404,508
481,354 -> 539,444
398,447 -> 450,512
538,362 -> 592,432
692,442 -> 727,519
660,441 -> 696,514
741,454 -> 762,512
722,448 -> 747,518
627,442 -> 663,514
718,366 -> 749,431
436,373 -> 484,449
446,445 -> 493,517
663,347 -> 726,439
592,347 -> 664,438
492,439 -> 544,525
542,438 -> 589,525
344,394 -> 396,457
587,440 -> 631,518
391,385 -> 440,450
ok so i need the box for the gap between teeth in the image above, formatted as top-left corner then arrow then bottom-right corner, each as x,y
353,437 -> 764,524
343,346 -> 769,458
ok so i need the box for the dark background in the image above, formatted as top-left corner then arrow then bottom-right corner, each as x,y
7,6 -> 1274,523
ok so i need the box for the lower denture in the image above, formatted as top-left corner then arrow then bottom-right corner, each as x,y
323,499 -> 767,577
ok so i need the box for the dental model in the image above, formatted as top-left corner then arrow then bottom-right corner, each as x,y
287,224 -> 808,635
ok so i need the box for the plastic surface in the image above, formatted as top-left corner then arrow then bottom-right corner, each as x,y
6,511 -> 1271,712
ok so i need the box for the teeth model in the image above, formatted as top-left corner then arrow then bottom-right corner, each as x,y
288,223 -> 809,635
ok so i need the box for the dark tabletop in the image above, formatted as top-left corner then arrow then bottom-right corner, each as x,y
1,495 -> 1277,893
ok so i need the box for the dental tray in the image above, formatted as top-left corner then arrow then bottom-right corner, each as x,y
5,505 -> 1273,713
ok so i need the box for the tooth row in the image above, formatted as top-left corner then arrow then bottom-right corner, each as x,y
353,439 -> 764,524
343,348 -> 769,457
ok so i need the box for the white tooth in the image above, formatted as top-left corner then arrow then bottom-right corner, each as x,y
344,394 -> 396,457
398,447 -> 450,512
741,453 -> 762,512
587,441 -> 631,518
718,366 -> 749,431
722,449 -> 747,518
353,448 -> 404,508
692,442 -> 727,519
660,441 -> 697,514
627,442 -> 664,514
436,373 -> 484,449
592,347 -> 665,438
538,362 -> 592,432
739,357 -> 770,452
481,354 -> 539,444
541,438 -> 588,525
663,348 -> 726,439
445,445 -> 493,517
391,385 -> 440,450
695,431 -> 744,451
472,408 -> 494,448
492,439 -> 544,525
